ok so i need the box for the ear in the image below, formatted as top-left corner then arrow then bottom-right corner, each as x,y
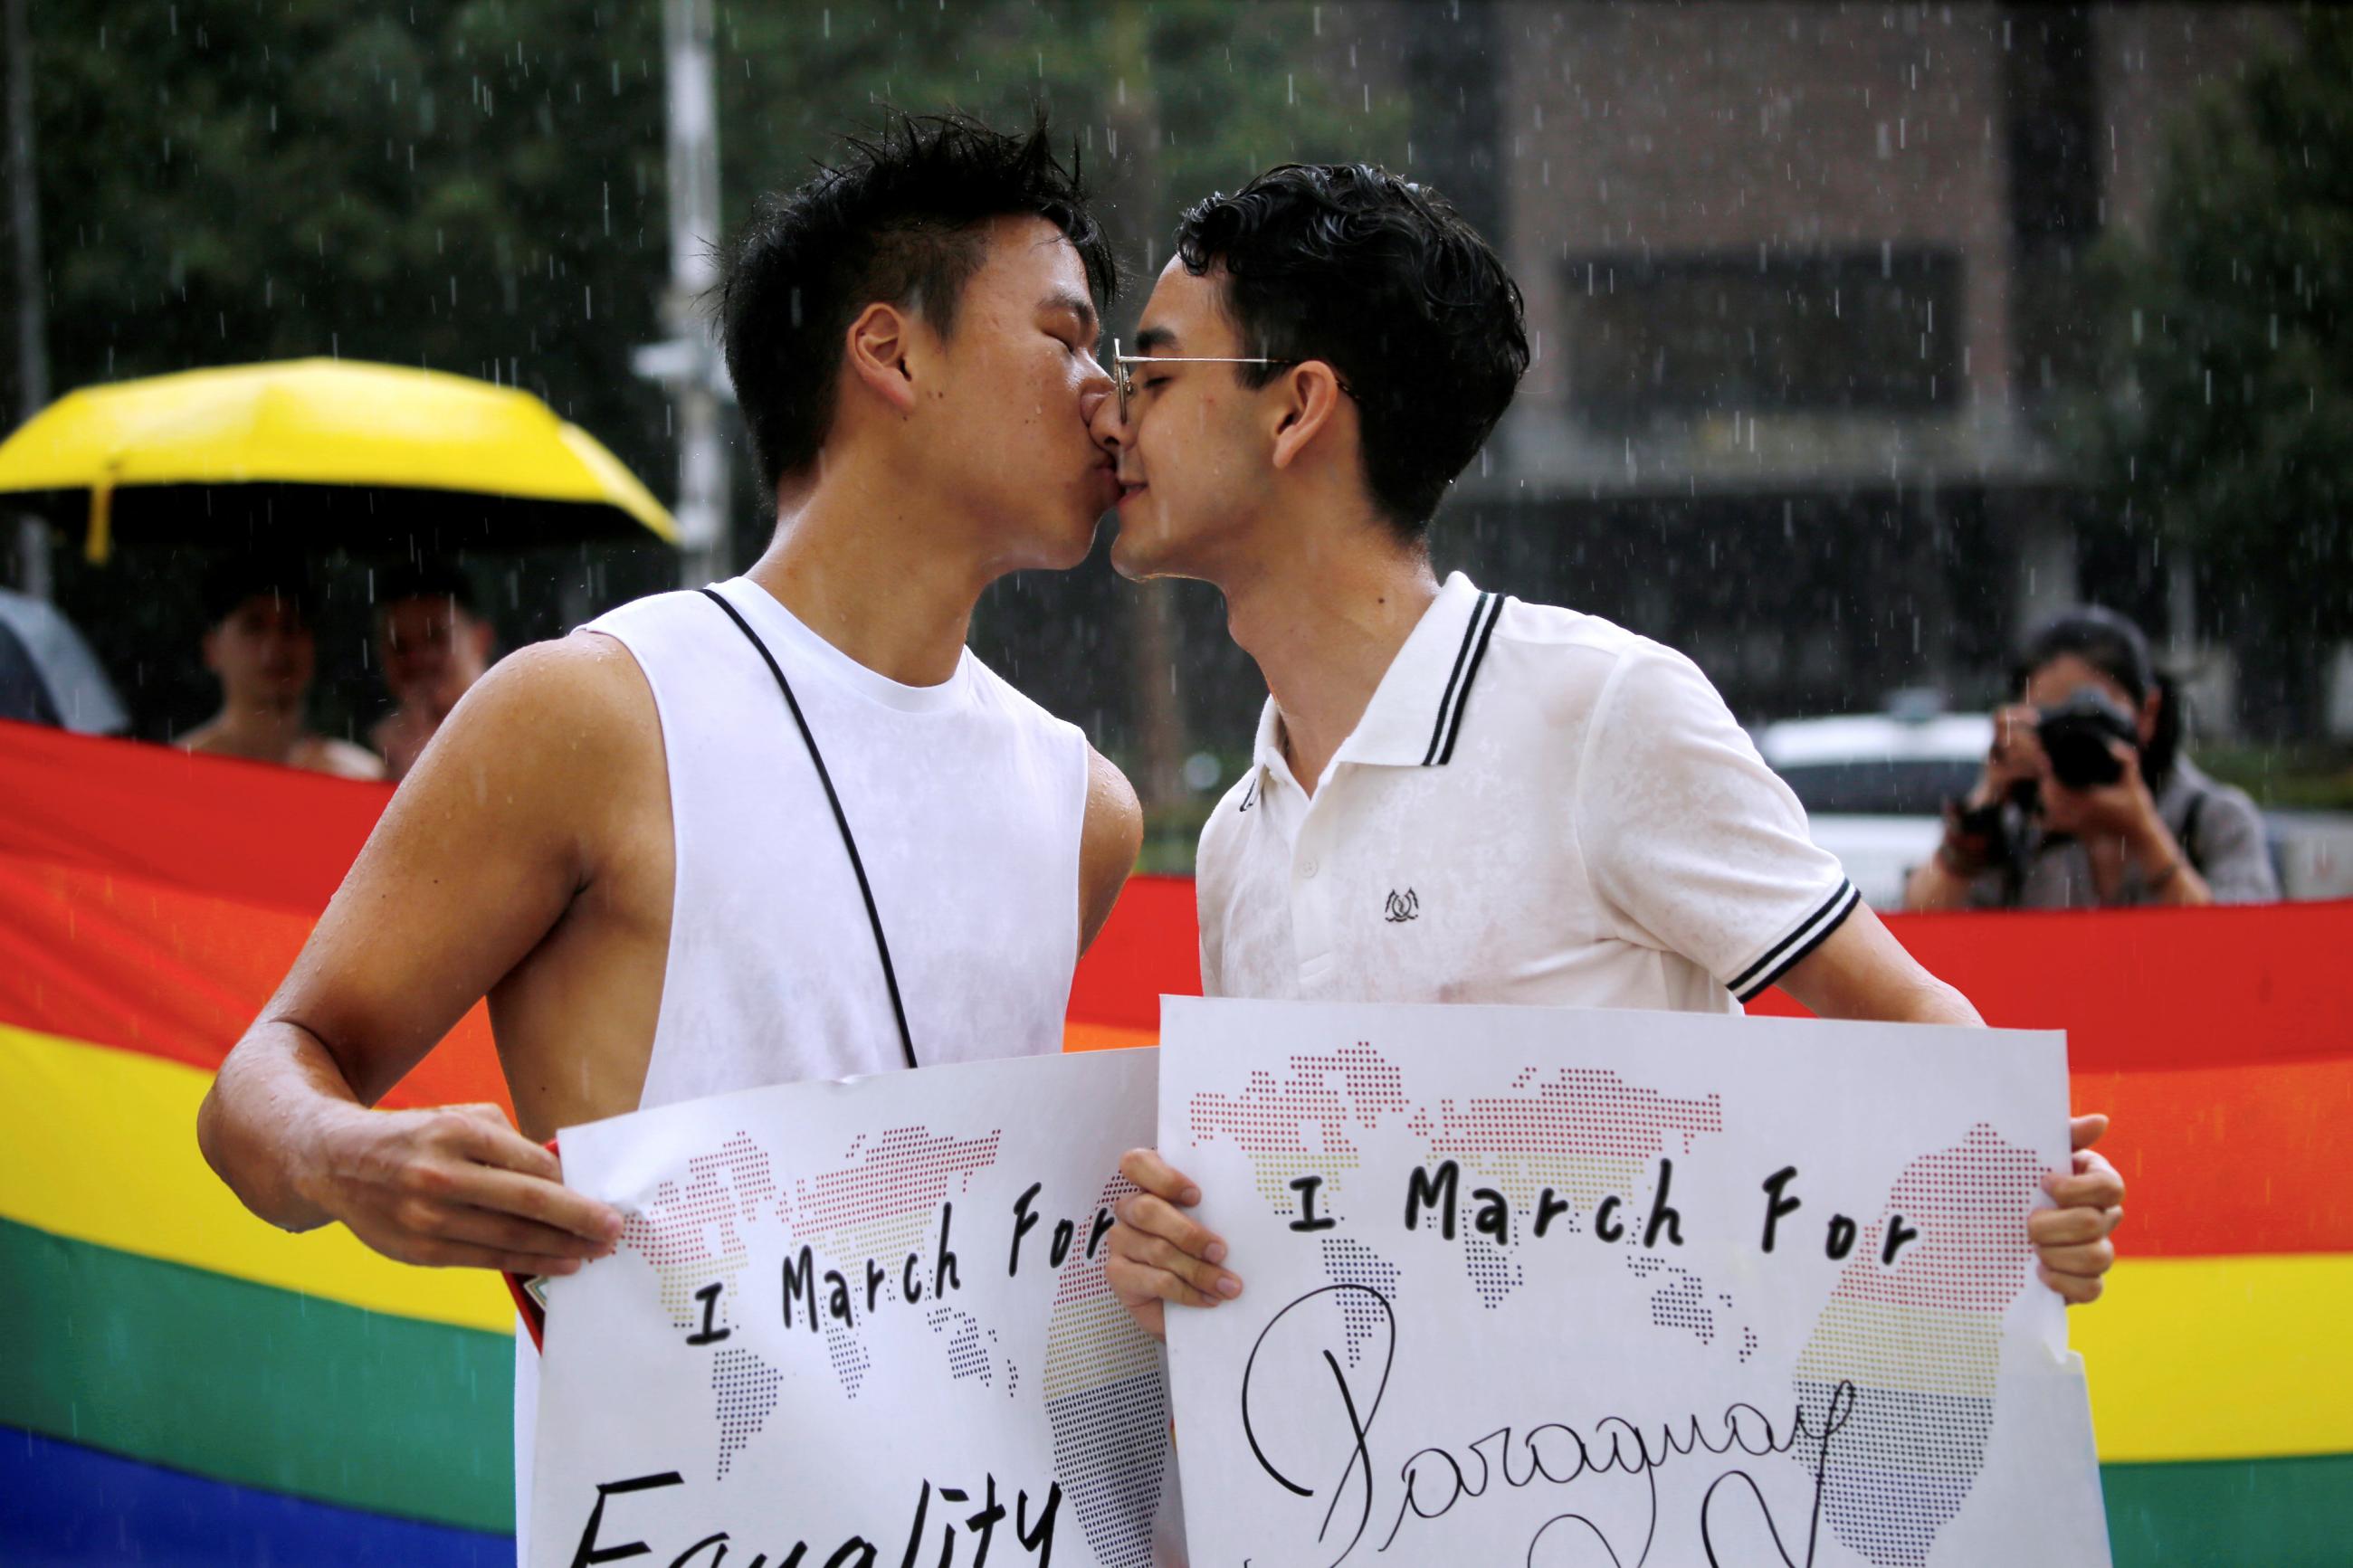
843,301 -> 921,418
200,627 -> 223,675
1268,362 -> 1348,472
2137,689 -> 2162,746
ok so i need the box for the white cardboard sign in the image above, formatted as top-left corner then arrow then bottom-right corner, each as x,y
531,1047 -> 1171,1568
1159,997 -> 2110,1568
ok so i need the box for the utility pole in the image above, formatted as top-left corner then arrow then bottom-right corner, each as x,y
632,0 -> 729,587
5,0 -> 52,599
1104,1 -> 1187,816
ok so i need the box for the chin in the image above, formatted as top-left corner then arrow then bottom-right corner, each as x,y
1045,505 -> 1103,569
1107,527 -> 1175,584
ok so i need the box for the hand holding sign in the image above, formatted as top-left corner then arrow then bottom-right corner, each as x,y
1106,1147 -> 1241,1336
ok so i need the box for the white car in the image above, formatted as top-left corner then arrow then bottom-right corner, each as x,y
1754,713 -> 1993,910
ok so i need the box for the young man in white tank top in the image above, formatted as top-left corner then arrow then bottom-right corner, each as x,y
1091,166 -> 2126,1345
197,117 -> 1145,1549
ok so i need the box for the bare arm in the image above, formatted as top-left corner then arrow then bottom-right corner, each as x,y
1776,903 -> 1982,1025
1077,746 -> 1143,955
195,637 -> 639,1273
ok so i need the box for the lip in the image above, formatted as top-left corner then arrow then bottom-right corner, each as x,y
1116,480 -> 1148,508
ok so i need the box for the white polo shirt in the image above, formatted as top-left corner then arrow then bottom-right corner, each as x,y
1196,573 -> 1858,1013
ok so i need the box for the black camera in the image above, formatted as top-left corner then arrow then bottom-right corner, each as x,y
2036,688 -> 2139,790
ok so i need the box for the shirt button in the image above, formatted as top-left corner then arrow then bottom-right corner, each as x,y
1300,859 -> 1319,879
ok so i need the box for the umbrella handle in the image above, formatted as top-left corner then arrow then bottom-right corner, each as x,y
85,476 -> 113,565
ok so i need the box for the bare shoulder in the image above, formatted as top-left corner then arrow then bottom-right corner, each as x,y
1079,746 -> 1143,952
435,632 -> 658,769
391,631 -> 664,847
310,738 -> 389,781
1082,746 -> 1143,860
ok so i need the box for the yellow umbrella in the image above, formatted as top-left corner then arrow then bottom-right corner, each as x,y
0,359 -> 678,561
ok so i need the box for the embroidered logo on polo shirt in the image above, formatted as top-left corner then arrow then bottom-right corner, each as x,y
1384,889 -> 1420,923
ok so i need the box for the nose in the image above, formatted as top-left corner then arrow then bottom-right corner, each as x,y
1085,376 -> 1129,456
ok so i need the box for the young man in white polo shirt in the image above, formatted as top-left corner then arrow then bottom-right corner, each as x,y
1095,164 -> 2124,1336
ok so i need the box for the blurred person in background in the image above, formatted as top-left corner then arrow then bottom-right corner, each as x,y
181,556 -> 385,780
370,559 -> 495,780
1906,606 -> 2276,911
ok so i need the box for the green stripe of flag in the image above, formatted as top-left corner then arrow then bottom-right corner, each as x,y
0,1216 -> 512,1532
2105,1451 -> 2352,1566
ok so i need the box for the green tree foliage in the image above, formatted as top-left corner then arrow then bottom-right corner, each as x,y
2096,14 -> 2353,717
710,1 -> 1406,267
22,1 -> 672,475
7,0 -> 1408,745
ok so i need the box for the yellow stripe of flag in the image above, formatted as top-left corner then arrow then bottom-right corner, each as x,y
5,1021 -> 2349,1462
2069,1251 -> 2353,1462
0,1022 -> 515,1334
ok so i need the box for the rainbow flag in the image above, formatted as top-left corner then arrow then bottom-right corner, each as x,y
1,718 -> 2347,1563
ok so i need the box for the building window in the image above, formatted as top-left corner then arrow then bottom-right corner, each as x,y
1560,248 -> 1963,423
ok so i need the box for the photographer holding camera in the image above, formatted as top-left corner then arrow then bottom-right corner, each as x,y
1907,607 -> 2278,911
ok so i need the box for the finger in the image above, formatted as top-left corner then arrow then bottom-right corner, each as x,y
434,1162 -> 626,1244
2043,1163 -> 2125,1211
2070,1114 -> 2110,1153
1117,1194 -> 1226,1262
435,1202 -> 618,1261
2035,1239 -> 2116,1279
447,1110 -> 566,1183
1122,1297 -> 1167,1341
2027,1206 -> 2114,1247
1108,1250 -> 1228,1310
410,1237 -> 594,1277
2037,1263 -> 2104,1306
1130,1232 -> 1243,1301
1119,1148 -> 1200,1206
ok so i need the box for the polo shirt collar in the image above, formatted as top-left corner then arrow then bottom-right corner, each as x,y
1249,572 -> 1506,787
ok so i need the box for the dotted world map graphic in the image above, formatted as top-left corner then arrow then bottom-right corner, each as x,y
1186,1045 -> 2043,1568
617,1126 -> 1168,1568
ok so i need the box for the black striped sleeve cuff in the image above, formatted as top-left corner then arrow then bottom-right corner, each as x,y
1726,879 -> 1862,1003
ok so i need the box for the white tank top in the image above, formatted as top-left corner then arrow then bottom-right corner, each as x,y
515,575 -> 1089,1560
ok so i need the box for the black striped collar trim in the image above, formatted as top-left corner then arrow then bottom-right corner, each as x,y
1727,879 -> 1862,1002
1256,573 -> 1499,775
1420,590 -> 1504,766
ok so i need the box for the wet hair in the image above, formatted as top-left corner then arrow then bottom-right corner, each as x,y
2017,605 -> 2181,785
200,553 -> 313,631
374,558 -> 479,620
717,112 -> 1117,498
1172,163 -> 1530,536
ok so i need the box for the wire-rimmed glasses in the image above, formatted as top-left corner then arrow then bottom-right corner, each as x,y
1109,337 -> 1356,423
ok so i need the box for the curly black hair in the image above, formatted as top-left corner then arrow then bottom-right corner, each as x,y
1173,164 -> 1529,536
718,112 -> 1118,497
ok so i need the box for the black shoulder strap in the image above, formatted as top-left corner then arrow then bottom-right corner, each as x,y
700,588 -> 917,1071
2179,787 -> 2209,867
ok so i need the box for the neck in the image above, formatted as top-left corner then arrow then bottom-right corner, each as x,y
207,696 -> 310,758
742,454 -> 992,689
1220,520 -> 1439,795
400,689 -> 462,726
